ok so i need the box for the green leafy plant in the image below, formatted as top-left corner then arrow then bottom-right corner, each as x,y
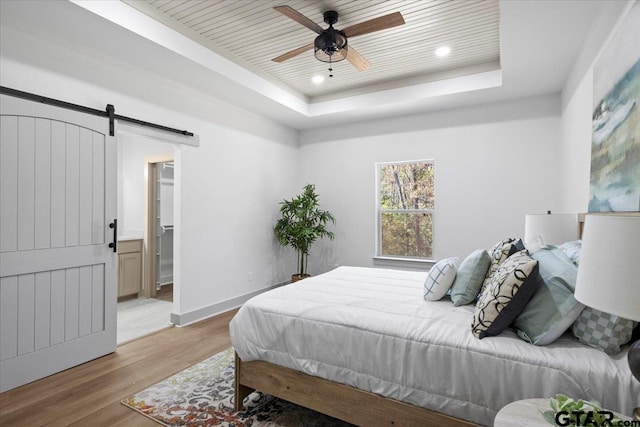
274,184 -> 335,279
542,394 -> 623,426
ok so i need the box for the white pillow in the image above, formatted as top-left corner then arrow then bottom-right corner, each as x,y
424,257 -> 458,301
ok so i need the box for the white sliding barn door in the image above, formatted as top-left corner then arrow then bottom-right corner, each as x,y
0,94 -> 117,392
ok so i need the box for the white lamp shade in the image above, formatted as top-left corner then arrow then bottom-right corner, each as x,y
574,215 -> 640,322
524,213 -> 578,245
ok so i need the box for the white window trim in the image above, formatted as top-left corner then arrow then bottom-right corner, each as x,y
374,159 -> 435,263
372,256 -> 435,271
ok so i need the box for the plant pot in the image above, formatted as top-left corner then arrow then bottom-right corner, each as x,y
291,274 -> 310,283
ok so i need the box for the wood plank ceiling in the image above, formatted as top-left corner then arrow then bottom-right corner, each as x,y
131,0 -> 500,100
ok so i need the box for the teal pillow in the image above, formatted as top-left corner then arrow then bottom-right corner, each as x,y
513,246 -> 584,345
450,249 -> 491,306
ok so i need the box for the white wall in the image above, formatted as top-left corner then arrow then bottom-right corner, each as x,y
177,122 -> 298,317
298,95 -> 563,274
560,70 -> 594,213
0,24 -> 299,322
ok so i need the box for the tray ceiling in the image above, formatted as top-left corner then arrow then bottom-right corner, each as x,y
126,0 -> 501,101
0,0 -> 608,129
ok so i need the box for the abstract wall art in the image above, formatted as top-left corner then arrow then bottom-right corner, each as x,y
589,3 -> 640,212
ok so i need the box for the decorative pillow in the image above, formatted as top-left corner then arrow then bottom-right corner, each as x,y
472,250 -> 540,339
481,238 -> 525,293
450,249 -> 491,306
424,257 -> 458,301
513,246 -> 584,345
559,240 -> 582,265
488,238 -> 515,260
572,307 -> 638,354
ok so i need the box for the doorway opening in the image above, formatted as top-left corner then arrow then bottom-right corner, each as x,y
147,160 -> 174,299
116,133 -> 175,344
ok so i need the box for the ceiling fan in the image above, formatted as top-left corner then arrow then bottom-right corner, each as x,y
272,5 -> 405,77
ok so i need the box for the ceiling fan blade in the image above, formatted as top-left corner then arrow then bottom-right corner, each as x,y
344,46 -> 371,71
343,11 -> 405,38
272,43 -> 314,62
274,5 -> 324,34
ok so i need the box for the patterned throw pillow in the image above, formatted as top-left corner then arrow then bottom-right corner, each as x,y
571,307 -> 638,354
450,249 -> 491,306
472,250 -> 540,339
481,238 -> 525,293
424,257 -> 457,301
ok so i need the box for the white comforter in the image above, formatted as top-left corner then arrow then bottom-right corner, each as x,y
229,266 -> 639,426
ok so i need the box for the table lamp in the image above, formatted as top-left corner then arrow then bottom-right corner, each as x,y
524,212 -> 578,245
574,214 -> 640,420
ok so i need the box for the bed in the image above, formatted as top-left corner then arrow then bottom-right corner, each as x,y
229,266 -> 639,426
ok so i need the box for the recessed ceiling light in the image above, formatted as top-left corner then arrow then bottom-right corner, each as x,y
435,46 -> 451,57
311,75 -> 325,84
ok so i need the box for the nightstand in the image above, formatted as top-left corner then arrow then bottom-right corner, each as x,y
494,398 -> 633,427
494,399 -> 551,427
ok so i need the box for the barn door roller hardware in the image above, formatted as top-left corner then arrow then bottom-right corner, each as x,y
0,86 -> 194,137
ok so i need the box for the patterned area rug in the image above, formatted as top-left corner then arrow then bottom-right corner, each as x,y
122,348 -> 353,426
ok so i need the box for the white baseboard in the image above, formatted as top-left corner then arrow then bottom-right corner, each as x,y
170,280 -> 289,326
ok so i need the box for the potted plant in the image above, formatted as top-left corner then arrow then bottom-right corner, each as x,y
274,184 -> 336,282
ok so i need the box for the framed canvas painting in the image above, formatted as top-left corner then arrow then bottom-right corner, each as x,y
589,3 -> 640,212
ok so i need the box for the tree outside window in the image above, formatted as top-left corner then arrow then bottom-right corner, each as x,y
376,160 -> 434,259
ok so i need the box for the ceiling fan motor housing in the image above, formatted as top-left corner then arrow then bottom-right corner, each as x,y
323,10 -> 339,25
314,11 -> 348,63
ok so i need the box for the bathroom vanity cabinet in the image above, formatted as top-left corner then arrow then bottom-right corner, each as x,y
118,239 -> 142,298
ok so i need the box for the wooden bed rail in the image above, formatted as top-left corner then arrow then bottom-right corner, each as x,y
234,352 -> 254,411
234,352 -> 477,427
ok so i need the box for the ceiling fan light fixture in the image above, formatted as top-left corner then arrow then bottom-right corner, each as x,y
313,28 -> 348,63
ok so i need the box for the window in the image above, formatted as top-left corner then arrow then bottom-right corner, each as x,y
376,160 -> 435,259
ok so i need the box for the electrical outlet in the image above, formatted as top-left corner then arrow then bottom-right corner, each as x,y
248,272 -> 253,282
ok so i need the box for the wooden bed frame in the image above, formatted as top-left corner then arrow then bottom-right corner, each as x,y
234,352 -> 476,426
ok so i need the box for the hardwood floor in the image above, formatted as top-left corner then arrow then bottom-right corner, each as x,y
155,284 -> 173,302
0,308 -> 238,426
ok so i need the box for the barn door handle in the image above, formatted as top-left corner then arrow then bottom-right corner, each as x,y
108,219 -> 117,253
